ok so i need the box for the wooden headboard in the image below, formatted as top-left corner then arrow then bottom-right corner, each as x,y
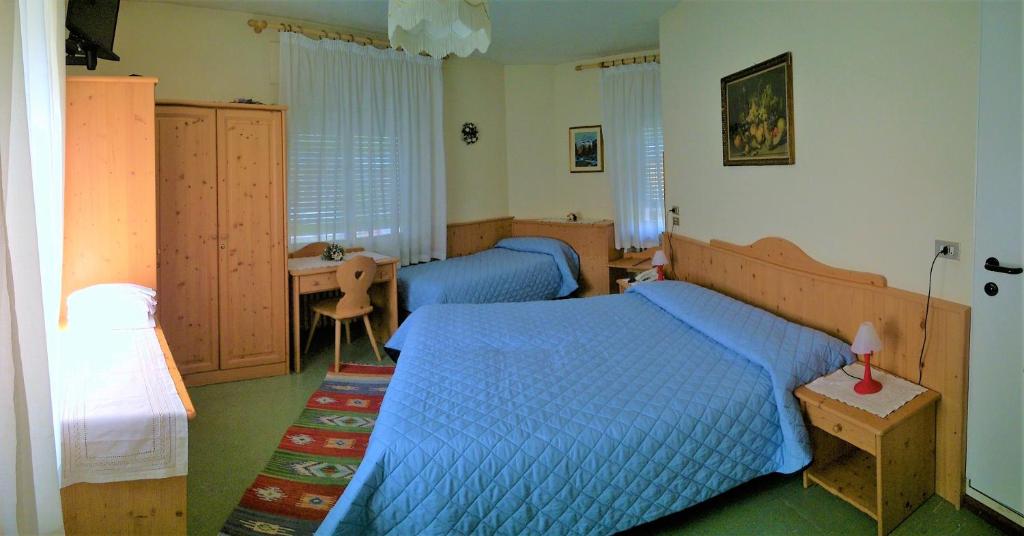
663,233 -> 971,507
445,217 -> 619,297
446,217 -> 515,258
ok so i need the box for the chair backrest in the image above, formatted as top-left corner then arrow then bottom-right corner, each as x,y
335,255 -> 377,316
289,242 -> 329,259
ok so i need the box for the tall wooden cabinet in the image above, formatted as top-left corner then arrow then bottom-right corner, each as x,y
63,76 -> 193,536
156,101 -> 288,386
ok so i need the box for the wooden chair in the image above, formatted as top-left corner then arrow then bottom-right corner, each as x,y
304,255 -> 382,371
291,243 -> 368,348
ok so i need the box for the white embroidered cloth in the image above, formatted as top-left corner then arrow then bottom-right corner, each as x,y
60,328 -> 187,486
805,362 -> 927,418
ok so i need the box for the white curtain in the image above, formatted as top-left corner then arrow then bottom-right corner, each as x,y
280,33 -> 446,266
0,0 -> 65,533
601,63 -> 665,250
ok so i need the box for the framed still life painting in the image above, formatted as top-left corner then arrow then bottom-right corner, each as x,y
721,52 -> 795,166
569,125 -> 604,173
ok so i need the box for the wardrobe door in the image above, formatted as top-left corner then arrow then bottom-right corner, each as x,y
156,106 -> 220,375
216,109 -> 287,369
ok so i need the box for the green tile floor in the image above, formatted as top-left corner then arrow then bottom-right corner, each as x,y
187,332 -> 1002,536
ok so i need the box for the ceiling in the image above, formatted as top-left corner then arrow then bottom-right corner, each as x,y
142,0 -> 678,64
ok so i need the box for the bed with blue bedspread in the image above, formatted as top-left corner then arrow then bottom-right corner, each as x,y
397,236 -> 580,313
316,280 -> 853,535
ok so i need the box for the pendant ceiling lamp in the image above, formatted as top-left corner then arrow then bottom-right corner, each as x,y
388,0 -> 491,58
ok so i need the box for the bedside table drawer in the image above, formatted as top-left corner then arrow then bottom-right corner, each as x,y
805,404 -> 876,454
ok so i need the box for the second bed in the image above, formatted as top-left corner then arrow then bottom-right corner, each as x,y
397,236 -> 581,313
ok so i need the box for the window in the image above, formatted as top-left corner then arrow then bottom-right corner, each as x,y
288,133 -> 399,246
642,125 -> 665,227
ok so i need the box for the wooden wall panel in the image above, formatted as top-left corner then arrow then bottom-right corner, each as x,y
663,233 -> 970,506
446,217 -> 514,258
63,77 -> 158,320
216,108 -> 288,370
512,219 -> 617,296
156,106 -> 219,375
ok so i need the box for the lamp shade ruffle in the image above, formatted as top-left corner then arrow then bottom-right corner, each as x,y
388,0 -> 491,58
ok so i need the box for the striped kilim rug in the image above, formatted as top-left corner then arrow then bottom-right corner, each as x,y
220,364 -> 394,536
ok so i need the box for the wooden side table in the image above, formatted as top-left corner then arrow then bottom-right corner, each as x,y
795,385 -> 940,536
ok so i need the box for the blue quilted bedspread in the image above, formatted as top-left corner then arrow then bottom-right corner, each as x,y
316,281 -> 853,535
397,237 -> 580,313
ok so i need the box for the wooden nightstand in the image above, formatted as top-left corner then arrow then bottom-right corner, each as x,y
616,278 -> 631,293
794,385 -> 940,536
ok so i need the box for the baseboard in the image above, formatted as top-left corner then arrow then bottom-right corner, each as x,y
183,362 -> 289,387
964,490 -> 1024,535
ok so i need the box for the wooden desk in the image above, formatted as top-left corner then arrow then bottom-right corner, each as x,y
288,251 -> 399,372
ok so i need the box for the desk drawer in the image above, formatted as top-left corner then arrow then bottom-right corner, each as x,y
298,267 -> 393,293
805,404 -> 876,454
298,272 -> 337,293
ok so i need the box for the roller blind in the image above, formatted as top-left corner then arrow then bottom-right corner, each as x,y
289,133 -> 398,245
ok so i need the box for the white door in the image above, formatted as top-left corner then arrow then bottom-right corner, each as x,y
966,0 -> 1023,524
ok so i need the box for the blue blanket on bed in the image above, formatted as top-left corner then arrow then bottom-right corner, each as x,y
317,281 -> 853,535
397,237 -> 580,312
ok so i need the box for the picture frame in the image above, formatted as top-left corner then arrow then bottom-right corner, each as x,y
569,125 -> 604,173
721,52 -> 795,166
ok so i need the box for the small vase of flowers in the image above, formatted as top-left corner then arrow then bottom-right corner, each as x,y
321,243 -> 345,261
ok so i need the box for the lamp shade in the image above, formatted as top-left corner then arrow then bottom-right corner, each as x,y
651,250 -> 668,267
388,0 -> 491,58
851,321 -> 882,355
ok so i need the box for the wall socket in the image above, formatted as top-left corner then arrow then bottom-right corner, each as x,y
935,240 -> 960,260
670,206 -> 680,226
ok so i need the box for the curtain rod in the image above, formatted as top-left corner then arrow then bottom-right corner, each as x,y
247,19 -> 392,50
574,54 -> 660,72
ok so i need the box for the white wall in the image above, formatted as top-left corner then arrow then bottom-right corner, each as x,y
68,1 -> 283,103
504,64 -> 558,218
70,1 -> 510,223
444,57 -> 509,222
660,1 -> 979,303
504,51 -> 656,221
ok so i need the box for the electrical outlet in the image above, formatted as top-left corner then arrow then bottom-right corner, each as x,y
672,216 -> 680,226
669,205 -> 680,215
935,240 -> 960,260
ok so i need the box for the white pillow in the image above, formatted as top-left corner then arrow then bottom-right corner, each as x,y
67,284 -> 157,330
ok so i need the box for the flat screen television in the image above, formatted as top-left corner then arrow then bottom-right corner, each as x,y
65,0 -> 121,70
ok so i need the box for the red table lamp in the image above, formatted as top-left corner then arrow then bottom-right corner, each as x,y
651,250 -> 668,280
851,321 -> 883,395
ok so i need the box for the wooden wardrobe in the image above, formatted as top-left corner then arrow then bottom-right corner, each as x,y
156,101 -> 289,386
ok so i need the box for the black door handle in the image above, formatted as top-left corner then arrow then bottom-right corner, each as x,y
985,257 -> 1023,275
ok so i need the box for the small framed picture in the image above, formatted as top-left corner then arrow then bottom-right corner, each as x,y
721,52 -> 795,166
569,125 -> 604,173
